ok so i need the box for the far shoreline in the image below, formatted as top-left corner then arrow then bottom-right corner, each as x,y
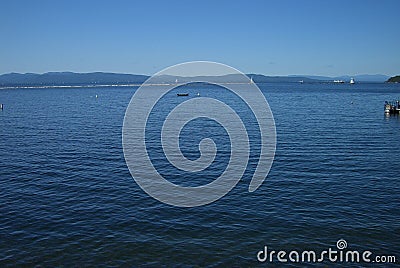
0,81 -> 394,90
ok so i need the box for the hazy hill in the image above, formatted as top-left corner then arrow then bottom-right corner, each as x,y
290,74 -> 390,82
0,72 -> 319,86
334,74 -> 389,82
0,72 -> 149,86
0,72 -> 390,86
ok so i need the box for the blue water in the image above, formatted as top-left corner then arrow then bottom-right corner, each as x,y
0,83 -> 399,267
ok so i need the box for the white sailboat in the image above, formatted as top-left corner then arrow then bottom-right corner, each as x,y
350,78 -> 355,84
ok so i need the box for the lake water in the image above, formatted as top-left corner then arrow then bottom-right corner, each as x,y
0,83 -> 399,267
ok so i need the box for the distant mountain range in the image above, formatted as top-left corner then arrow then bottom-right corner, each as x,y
0,72 -> 148,87
0,72 -> 391,87
288,74 -> 390,83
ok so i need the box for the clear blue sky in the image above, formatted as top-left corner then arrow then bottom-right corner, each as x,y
1,0 -> 399,76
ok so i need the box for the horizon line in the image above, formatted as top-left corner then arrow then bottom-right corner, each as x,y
0,71 -> 394,78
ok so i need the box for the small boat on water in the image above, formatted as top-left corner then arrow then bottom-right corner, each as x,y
177,93 -> 189,96
334,80 -> 345,83
384,100 -> 400,114
350,78 -> 355,84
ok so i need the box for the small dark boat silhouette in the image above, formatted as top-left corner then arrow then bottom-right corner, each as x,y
177,93 -> 189,96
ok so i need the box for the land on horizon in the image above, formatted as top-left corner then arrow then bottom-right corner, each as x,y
0,72 -> 394,87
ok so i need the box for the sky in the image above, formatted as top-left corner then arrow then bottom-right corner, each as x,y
1,0 -> 399,76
